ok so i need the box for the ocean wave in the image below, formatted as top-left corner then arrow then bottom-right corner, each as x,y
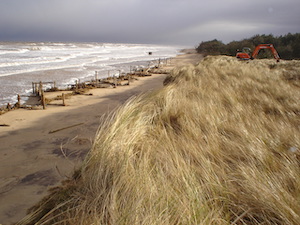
0,55 -> 71,68
0,48 -> 30,55
0,42 -> 181,106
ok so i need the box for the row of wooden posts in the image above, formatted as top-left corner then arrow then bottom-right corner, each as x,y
3,81 -> 61,111
32,81 -> 57,109
25,72 -> 134,110
3,94 -> 29,111
3,92 -> 64,112
32,81 -> 56,96
2,57 -> 172,112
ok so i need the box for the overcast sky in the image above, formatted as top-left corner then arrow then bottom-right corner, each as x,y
0,0 -> 299,46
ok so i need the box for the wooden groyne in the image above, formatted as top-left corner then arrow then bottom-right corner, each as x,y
32,81 -> 57,96
0,58 -> 172,115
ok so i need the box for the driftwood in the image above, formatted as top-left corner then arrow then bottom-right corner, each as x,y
0,124 -> 10,127
49,123 -> 84,134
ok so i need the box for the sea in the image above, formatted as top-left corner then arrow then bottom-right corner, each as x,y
0,42 -> 182,107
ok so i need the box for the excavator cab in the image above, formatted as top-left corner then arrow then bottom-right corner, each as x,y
236,47 -> 251,60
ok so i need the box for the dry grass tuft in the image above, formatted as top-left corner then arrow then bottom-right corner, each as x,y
18,56 -> 300,225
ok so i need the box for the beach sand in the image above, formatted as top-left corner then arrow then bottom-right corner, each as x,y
0,52 -> 202,224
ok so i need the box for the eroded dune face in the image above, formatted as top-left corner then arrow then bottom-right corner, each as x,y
21,56 -> 300,225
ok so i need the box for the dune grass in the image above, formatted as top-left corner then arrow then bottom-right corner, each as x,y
19,56 -> 300,225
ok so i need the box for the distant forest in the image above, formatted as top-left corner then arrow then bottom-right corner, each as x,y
196,33 -> 300,60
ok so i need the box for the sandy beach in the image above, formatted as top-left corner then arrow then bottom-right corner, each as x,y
0,52 -> 202,224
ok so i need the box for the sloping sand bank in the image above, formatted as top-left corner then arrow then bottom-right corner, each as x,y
0,53 -> 202,224
17,55 -> 300,225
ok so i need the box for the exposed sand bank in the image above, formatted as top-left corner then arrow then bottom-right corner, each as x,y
0,53 -> 203,224
16,55 -> 300,225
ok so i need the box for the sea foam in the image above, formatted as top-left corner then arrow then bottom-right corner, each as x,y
0,42 -> 181,107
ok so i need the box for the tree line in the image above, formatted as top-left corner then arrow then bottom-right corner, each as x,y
196,33 -> 300,60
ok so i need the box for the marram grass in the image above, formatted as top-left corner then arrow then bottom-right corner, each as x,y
19,56 -> 300,225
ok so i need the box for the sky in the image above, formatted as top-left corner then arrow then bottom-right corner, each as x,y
0,0 -> 299,46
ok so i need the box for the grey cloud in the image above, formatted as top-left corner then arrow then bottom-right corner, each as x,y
0,0 -> 299,45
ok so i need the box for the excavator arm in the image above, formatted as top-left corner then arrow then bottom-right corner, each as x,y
252,44 -> 280,62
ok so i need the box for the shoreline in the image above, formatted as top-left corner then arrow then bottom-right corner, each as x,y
0,57 -> 168,110
0,41 -> 181,108
0,53 -> 203,224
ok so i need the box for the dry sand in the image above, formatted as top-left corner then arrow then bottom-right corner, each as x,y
0,53 -> 203,224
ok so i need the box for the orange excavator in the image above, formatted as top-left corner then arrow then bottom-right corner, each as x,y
236,44 -> 280,62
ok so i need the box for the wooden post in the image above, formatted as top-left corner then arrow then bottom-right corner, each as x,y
32,82 -> 35,94
113,76 -> 117,88
95,71 -> 98,87
17,94 -> 21,107
127,75 -> 130,85
39,81 -> 43,96
7,103 -> 11,111
62,93 -> 66,106
34,83 -> 38,95
76,80 -> 78,91
41,90 -> 46,109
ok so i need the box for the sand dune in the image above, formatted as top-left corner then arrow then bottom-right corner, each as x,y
15,55 -> 300,224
